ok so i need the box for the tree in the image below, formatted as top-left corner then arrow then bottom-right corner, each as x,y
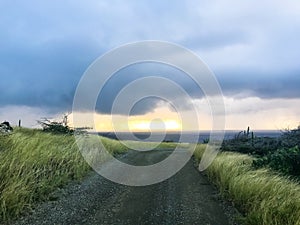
38,113 -> 74,135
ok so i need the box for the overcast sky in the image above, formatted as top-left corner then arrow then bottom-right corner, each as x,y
1,0 -> 300,129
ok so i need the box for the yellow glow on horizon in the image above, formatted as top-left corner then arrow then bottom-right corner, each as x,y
129,120 -> 149,130
69,106 -> 183,132
129,119 -> 181,131
164,120 -> 181,130
127,106 -> 182,131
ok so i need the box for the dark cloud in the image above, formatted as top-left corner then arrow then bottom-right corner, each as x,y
0,38 -> 101,112
96,62 -> 203,115
1,53 -> 300,116
1,0 -> 300,116
217,71 -> 300,99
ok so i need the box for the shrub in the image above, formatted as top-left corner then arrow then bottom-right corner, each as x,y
253,146 -> 300,176
38,116 -> 74,135
222,126 -> 300,178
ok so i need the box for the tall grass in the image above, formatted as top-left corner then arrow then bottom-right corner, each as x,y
0,128 -> 127,222
194,145 -> 300,225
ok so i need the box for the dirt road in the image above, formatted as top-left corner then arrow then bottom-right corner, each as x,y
15,149 -> 238,225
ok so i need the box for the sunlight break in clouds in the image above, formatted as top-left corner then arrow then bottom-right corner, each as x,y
129,120 -> 181,131
68,106 -> 182,132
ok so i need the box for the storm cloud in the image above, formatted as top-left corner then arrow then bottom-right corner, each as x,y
1,0 -> 300,115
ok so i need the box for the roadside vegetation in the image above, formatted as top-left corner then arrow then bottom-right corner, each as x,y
0,127 -> 128,222
194,126 -> 300,225
222,126 -> 300,178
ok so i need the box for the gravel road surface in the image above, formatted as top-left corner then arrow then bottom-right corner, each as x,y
14,149 -> 239,225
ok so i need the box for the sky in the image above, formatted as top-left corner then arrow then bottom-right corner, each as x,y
0,0 -> 300,130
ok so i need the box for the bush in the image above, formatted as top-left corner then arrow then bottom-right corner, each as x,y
40,121 -> 74,134
253,146 -> 300,176
38,116 -> 74,135
281,128 -> 300,148
222,126 -> 300,178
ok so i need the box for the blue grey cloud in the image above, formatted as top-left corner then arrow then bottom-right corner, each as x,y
95,62 -> 203,115
1,0 -> 300,115
217,71 -> 300,99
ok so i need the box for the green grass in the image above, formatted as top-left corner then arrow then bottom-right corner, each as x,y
194,145 -> 300,225
0,128 -> 128,222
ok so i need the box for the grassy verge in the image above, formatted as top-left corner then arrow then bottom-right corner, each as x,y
194,145 -> 300,225
0,128 -> 127,222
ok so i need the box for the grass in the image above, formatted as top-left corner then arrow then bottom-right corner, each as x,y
0,128 -> 182,222
194,145 -> 300,225
0,128 -> 128,222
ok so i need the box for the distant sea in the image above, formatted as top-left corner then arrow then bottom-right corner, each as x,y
97,130 -> 282,143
